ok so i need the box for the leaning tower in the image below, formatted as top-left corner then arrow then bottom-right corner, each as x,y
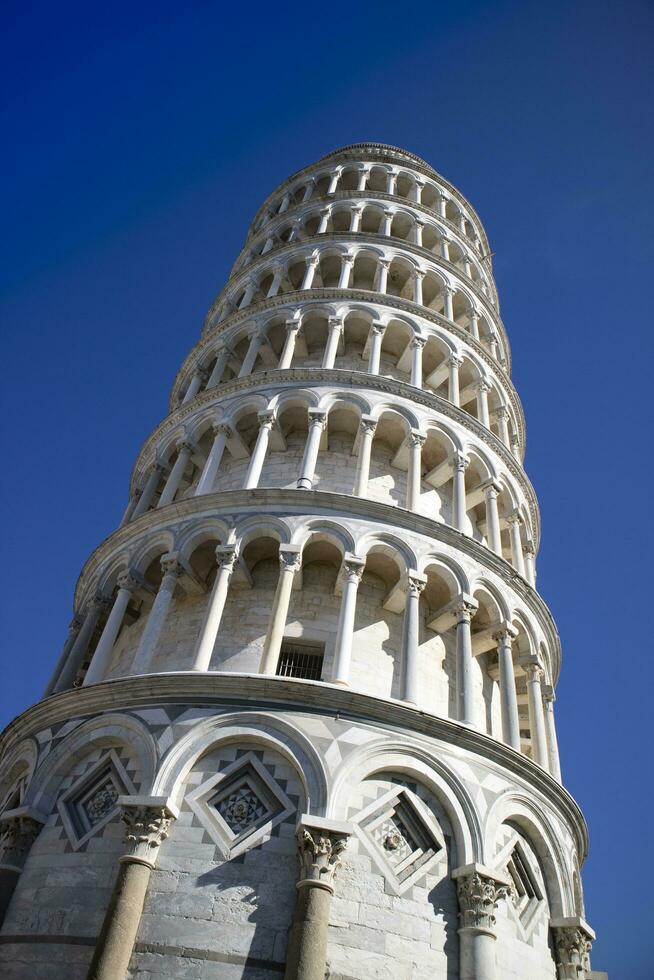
0,143 -> 602,980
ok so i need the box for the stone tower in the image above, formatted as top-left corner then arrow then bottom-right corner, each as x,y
0,143 -> 602,980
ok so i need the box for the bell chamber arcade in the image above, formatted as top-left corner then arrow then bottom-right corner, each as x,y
0,144 -> 602,980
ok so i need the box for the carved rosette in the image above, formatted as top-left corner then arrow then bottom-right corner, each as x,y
552,926 -> 592,978
121,805 -> 175,866
456,870 -> 507,932
0,815 -> 44,871
296,826 -> 349,893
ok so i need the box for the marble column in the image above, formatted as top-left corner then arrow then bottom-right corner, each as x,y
367,321 -> 385,375
87,798 -> 177,980
382,209 -> 393,236
494,405 -> 510,448
402,572 -> 427,704
239,330 -> 265,377
350,206 -> 363,233
468,308 -> 481,341
0,808 -> 45,927
301,257 -> 319,290
475,379 -> 491,428
131,554 -> 182,674
356,167 -> 368,191
338,255 -> 354,289
443,285 -> 455,321
353,417 -> 377,497
332,555 -> 365,685
507,512 -> 526,576
317,208 -> 330,234
410,336 -> 426,387
376,259 -> 390,294
157,442 -> 193,508
238,280 -> 256,310
279,320 -> 301,369
54,596 -> 110,693
195,423 -> 231,496
543,685 -> 562,782
452,452 -> 470,532
284,817 -> 351,980
181,367 -> 208,404
44,614 -> 83,695
192,545 -> 237,672
524,544 -> 536,587
405,430 -> 426,511
452,864 -> 509,980
447,354 -> 462,406
455,597 -> 478,726
322,317 -> 343,369
493,625 -> 521,751
267,264 -> 285,298
414,219 -> 424,247
119,489 -> 142,528
525,662 -> 549,768
483,480 -> 503,556
413,269 -> 425,306
297,410 -> 326,489
244,411 -> 275,489
83,573 -> 138,686
550,919 -> 595,980
327,170 -> 340,194
259,546 -> 302,674
206,348 -> 231,390
440,235 -> 451,261
132,462 -> 164,518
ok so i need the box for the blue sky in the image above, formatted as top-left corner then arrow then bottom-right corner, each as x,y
1,1 -> 652,973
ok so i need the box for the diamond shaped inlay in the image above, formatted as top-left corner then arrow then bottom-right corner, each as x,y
187,751 -> 296,859
354,786 -> 445,894
57,749 -> 136,850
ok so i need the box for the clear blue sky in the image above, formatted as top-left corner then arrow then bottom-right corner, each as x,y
1,1 -> 652,973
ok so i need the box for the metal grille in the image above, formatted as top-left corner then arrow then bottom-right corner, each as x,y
277,642 -> 324,680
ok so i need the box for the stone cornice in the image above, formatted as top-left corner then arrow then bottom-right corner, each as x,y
205,240 -> 507,359
248,143 -> 492,260
233,191 -> 500,312
71,488 -> 557,679
0,672 -> 585,859
142,369 -> 534,537
189,293 -> 519,434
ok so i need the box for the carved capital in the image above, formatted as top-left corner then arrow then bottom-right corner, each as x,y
359,417 -> 377,436
524,661 -> 545,683
551,921 -> 594,977
370,321 -> 386,337
279,546 -> 302,574
447,353 -> 463,369
117,571 -> 139,593
492,622 -> 518,644
296,821 -> 350,893
342,554 -> 366,584
407,430 -> 426,449
406,573 -> 427,599
177,440 -> 194,455
308,409 -> 328,429
160,553 -> 183,579
474,378 -> 492,393
453,596 -> 478,624
214,422 -> 233,439
454,867 -> 508,932
0,812 -> 45,870
257,410 -> 276,430
89,594 -> 112,613
451,451 -> 470,473
410,336 -> 426,350
119,798 -> 178,867
215,544 -> 237,572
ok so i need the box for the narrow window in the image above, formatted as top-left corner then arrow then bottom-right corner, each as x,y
277,641 -> 324,681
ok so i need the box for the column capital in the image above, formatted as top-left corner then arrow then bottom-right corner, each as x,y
506,509 -> 523,526
481,478 -> 502,497
359,415 -> 377,436
214,421 -> 233,438
447,352 -> 463,368
215,544 -> 238,570
177,439 -> 194,455
452,863 -> 510,933
307,408 -> 328,428
285,317 -> 302,332
370,320 -> 386,336
327,315 -> 344,331
160,552 -> 183,579
493,404 -> 509,420
295,815 -> 352,894
342,553 -> 366,583
453,595 -> 479,622
257,409 -> 276,428
0,808 -> 46,871
407,428 -> 426,449
442,283 -> 456,296
410,335 -> 426,350
474,377 -> 492,393
89,593 -> 112,612
379,257 -> 392,269
278,544 -> 303,573
543,683 -> 556,704
450,451 -> 470,473
492,621 -> 518,643
119,796 -> 179,869
550,918 -> 595,975
523,659 -> 545,682
117,571 -> 140,593
405,570 -> 427,598
196,366 -> 210,382
414,268 -> 426,281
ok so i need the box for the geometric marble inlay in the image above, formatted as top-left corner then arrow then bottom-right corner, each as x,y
354,786 -> 445,895
187,751 -> 295,859
57,749 -> 135,850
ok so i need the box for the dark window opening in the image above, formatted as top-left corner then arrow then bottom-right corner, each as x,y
277,641 -> 324,681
